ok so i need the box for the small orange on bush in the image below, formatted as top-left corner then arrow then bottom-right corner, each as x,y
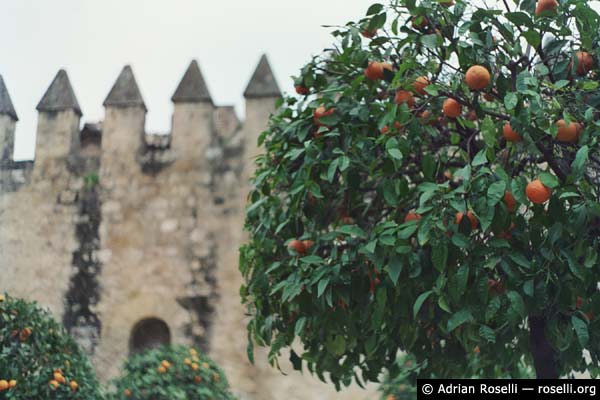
504,191 -> 516,212
394,89 -> 415,107
0,380 -> 8,391
455,211 -> 478,229
70,380 -> 78,391
535,0 -> 558,16
413,76 -> 430,95
465,65 -> 491,90
503,123 -> 522,142
526,179 -> 552,204
556,119 -> 579,143
442,98 -> 462,118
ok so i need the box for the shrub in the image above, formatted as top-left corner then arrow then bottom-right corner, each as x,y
0,294 -> 104,399
109,345 -> 236,400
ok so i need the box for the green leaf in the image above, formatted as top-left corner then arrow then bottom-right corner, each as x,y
481,116 -> 498,148
523,30 -> 540,47
508,253 -> 531,269
447,309 -> 473,332
387,255 -> 403,285
366,3 -> 384,15
472,149 -> 488,166
507,291 -> 526,320
336,225 -> 366,238
326,335 -> 346,356
431,244 -> 448,271
317,278 -> 330,297
504,92 -> 518,110
539,172 -> 559,189
479,325 -> 496,343
388,148 -> 403,160
413,290 -> 432,318
571,145 -> 589,180
571,316 -> 589,347
487,181 -> 507,205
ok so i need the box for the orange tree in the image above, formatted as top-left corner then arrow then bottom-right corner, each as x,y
108,345 -> 236,400
0,294 -> 104,399
240,0 -> 600,385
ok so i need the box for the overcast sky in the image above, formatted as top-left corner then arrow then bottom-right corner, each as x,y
1,0 -> 369,160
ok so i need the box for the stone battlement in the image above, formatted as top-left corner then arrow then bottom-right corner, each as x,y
0,56 -> 280,193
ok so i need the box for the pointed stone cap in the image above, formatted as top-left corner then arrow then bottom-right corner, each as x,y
103,65 -> 147,111
0,75 -> 18,121
36,70 -> 82,116
244,54 -> 281,98
172,60 -> 212,103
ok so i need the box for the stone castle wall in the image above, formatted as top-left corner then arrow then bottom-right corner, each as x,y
0,57 -> 376,400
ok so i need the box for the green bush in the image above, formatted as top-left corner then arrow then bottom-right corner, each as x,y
109,345 -> 236,400
0,294 -> 104,399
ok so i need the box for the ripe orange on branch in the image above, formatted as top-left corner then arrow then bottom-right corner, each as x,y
404,212 -> 422,223
503,123 -> 522,142
465,65 -> 491,90
535,0 -> 558,16
504,191 -> 517,212
575,51 -> 594,76
442,98 -> 462,118
556,119 -> 579,143
365,61 -> 393,80
413,76 -> 430,95
526,179 -> 552,204
455,211 -> 478,229
394,90 -> 415,107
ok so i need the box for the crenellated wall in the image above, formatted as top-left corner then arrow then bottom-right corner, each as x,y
0,56 -> 376,400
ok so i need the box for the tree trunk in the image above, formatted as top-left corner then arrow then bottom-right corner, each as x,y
529,315 -> 558,379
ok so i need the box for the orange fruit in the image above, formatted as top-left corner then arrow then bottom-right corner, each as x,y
213,373 -> 220,382
194,375 -> 202,383
455,211 -> 478,229
442,98 -> 462,118
288,239 -> 307,255
394,90 -> 415,107
161,360 -> 171,369
575,51 -> 594,76
535,0 -> 558,16
184,358 -> 192,365
503,123 -> 522,142
157,366 -> 167,373
413,76 -> 430,95
295,85 -> 309,95
191,363 -> 199,371
387,395 -> 396,400
0,380 -> 8,391
313,106 -> 334,126
526,179 -> 552,204
189,348 -> 198,355
504,191 -> 516,212
302,240 -> 314,250
576,296 -> 584,310
49,380 -> 59,389
365,62 -> 393,80
124,388 -> 132,397
556,119 -> 578,143
473,345 -> 481,354
465,65 -> 491,90
404,212 -> 422,223
54,372 -> 66,384
8,380 -> 16,389
70,381 -> 78,391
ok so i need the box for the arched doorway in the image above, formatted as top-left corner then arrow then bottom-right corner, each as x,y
129,318 -> 171,354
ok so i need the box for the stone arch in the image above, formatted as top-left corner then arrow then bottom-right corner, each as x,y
129,317 -> 171,354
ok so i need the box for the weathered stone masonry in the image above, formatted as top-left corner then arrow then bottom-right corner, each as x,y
0,56 -> 376,400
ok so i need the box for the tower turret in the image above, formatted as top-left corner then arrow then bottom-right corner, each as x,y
243,54 -> 281,177
34,69 -> 82,178
101,65 -> 146,173
171,60 -> 213,161
0,74 -> 18,162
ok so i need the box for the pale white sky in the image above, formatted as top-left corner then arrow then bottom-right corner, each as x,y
1,0 -> 370,160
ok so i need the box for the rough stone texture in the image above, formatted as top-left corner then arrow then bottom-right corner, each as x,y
0,114 -> 16,162
244,54 -> 281,99
172,60 -> 212,103
103,66 -> 146,111
37,70 -> 82,116
0,61 -> 378,400
0,75 -> 18,121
